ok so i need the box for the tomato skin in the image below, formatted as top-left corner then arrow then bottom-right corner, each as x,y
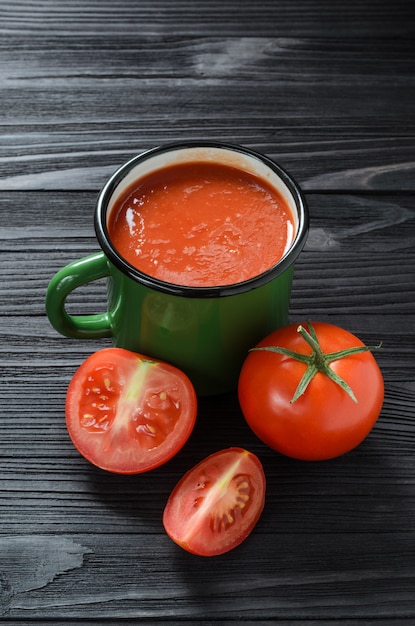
163,448 -> 266,556
238,322 -> 384,461
65,348 -> 197,474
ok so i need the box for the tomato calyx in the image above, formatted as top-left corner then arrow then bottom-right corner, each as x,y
251,321 -> 382,404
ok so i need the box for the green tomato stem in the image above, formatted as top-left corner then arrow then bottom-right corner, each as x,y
251,321 -> 382,404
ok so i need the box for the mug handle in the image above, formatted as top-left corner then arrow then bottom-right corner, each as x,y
46,251 -> 113,339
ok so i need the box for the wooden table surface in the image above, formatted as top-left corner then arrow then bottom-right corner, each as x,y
1,1 -> 415,623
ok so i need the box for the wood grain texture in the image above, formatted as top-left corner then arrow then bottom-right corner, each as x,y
1,0 -> 414,37
1,32 -> 414,192
1,0 -> 415,622
2,532 -> 415,619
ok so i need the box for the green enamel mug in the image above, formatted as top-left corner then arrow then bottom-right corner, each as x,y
46,142 -> 308,395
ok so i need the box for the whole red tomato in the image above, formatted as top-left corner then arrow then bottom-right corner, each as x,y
238,321 -> 384,461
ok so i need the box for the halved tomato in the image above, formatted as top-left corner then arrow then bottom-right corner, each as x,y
163,448 -> 266,556
65,348 -> 197,474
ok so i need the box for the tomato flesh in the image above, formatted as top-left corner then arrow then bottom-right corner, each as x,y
163,448 -> 266,556
238,322 -> 384,461
66,348 -> 197,474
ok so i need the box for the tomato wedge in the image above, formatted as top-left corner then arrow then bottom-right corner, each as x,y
65,348 -> 197,474
163,448 -> 266,556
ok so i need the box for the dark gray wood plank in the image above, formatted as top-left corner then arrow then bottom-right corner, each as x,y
1,531 -> 415,619
1,0 -> 414,37
1,35 -> 414,192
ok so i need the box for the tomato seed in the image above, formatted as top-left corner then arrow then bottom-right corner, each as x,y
81,413 -> 96,427
136,424 -> 156,436
236,496 -> 249,508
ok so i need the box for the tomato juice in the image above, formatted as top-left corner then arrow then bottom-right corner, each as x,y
108,161 -> 296,287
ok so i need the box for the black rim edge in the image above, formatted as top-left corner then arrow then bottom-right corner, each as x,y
94,141 -> 309,298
